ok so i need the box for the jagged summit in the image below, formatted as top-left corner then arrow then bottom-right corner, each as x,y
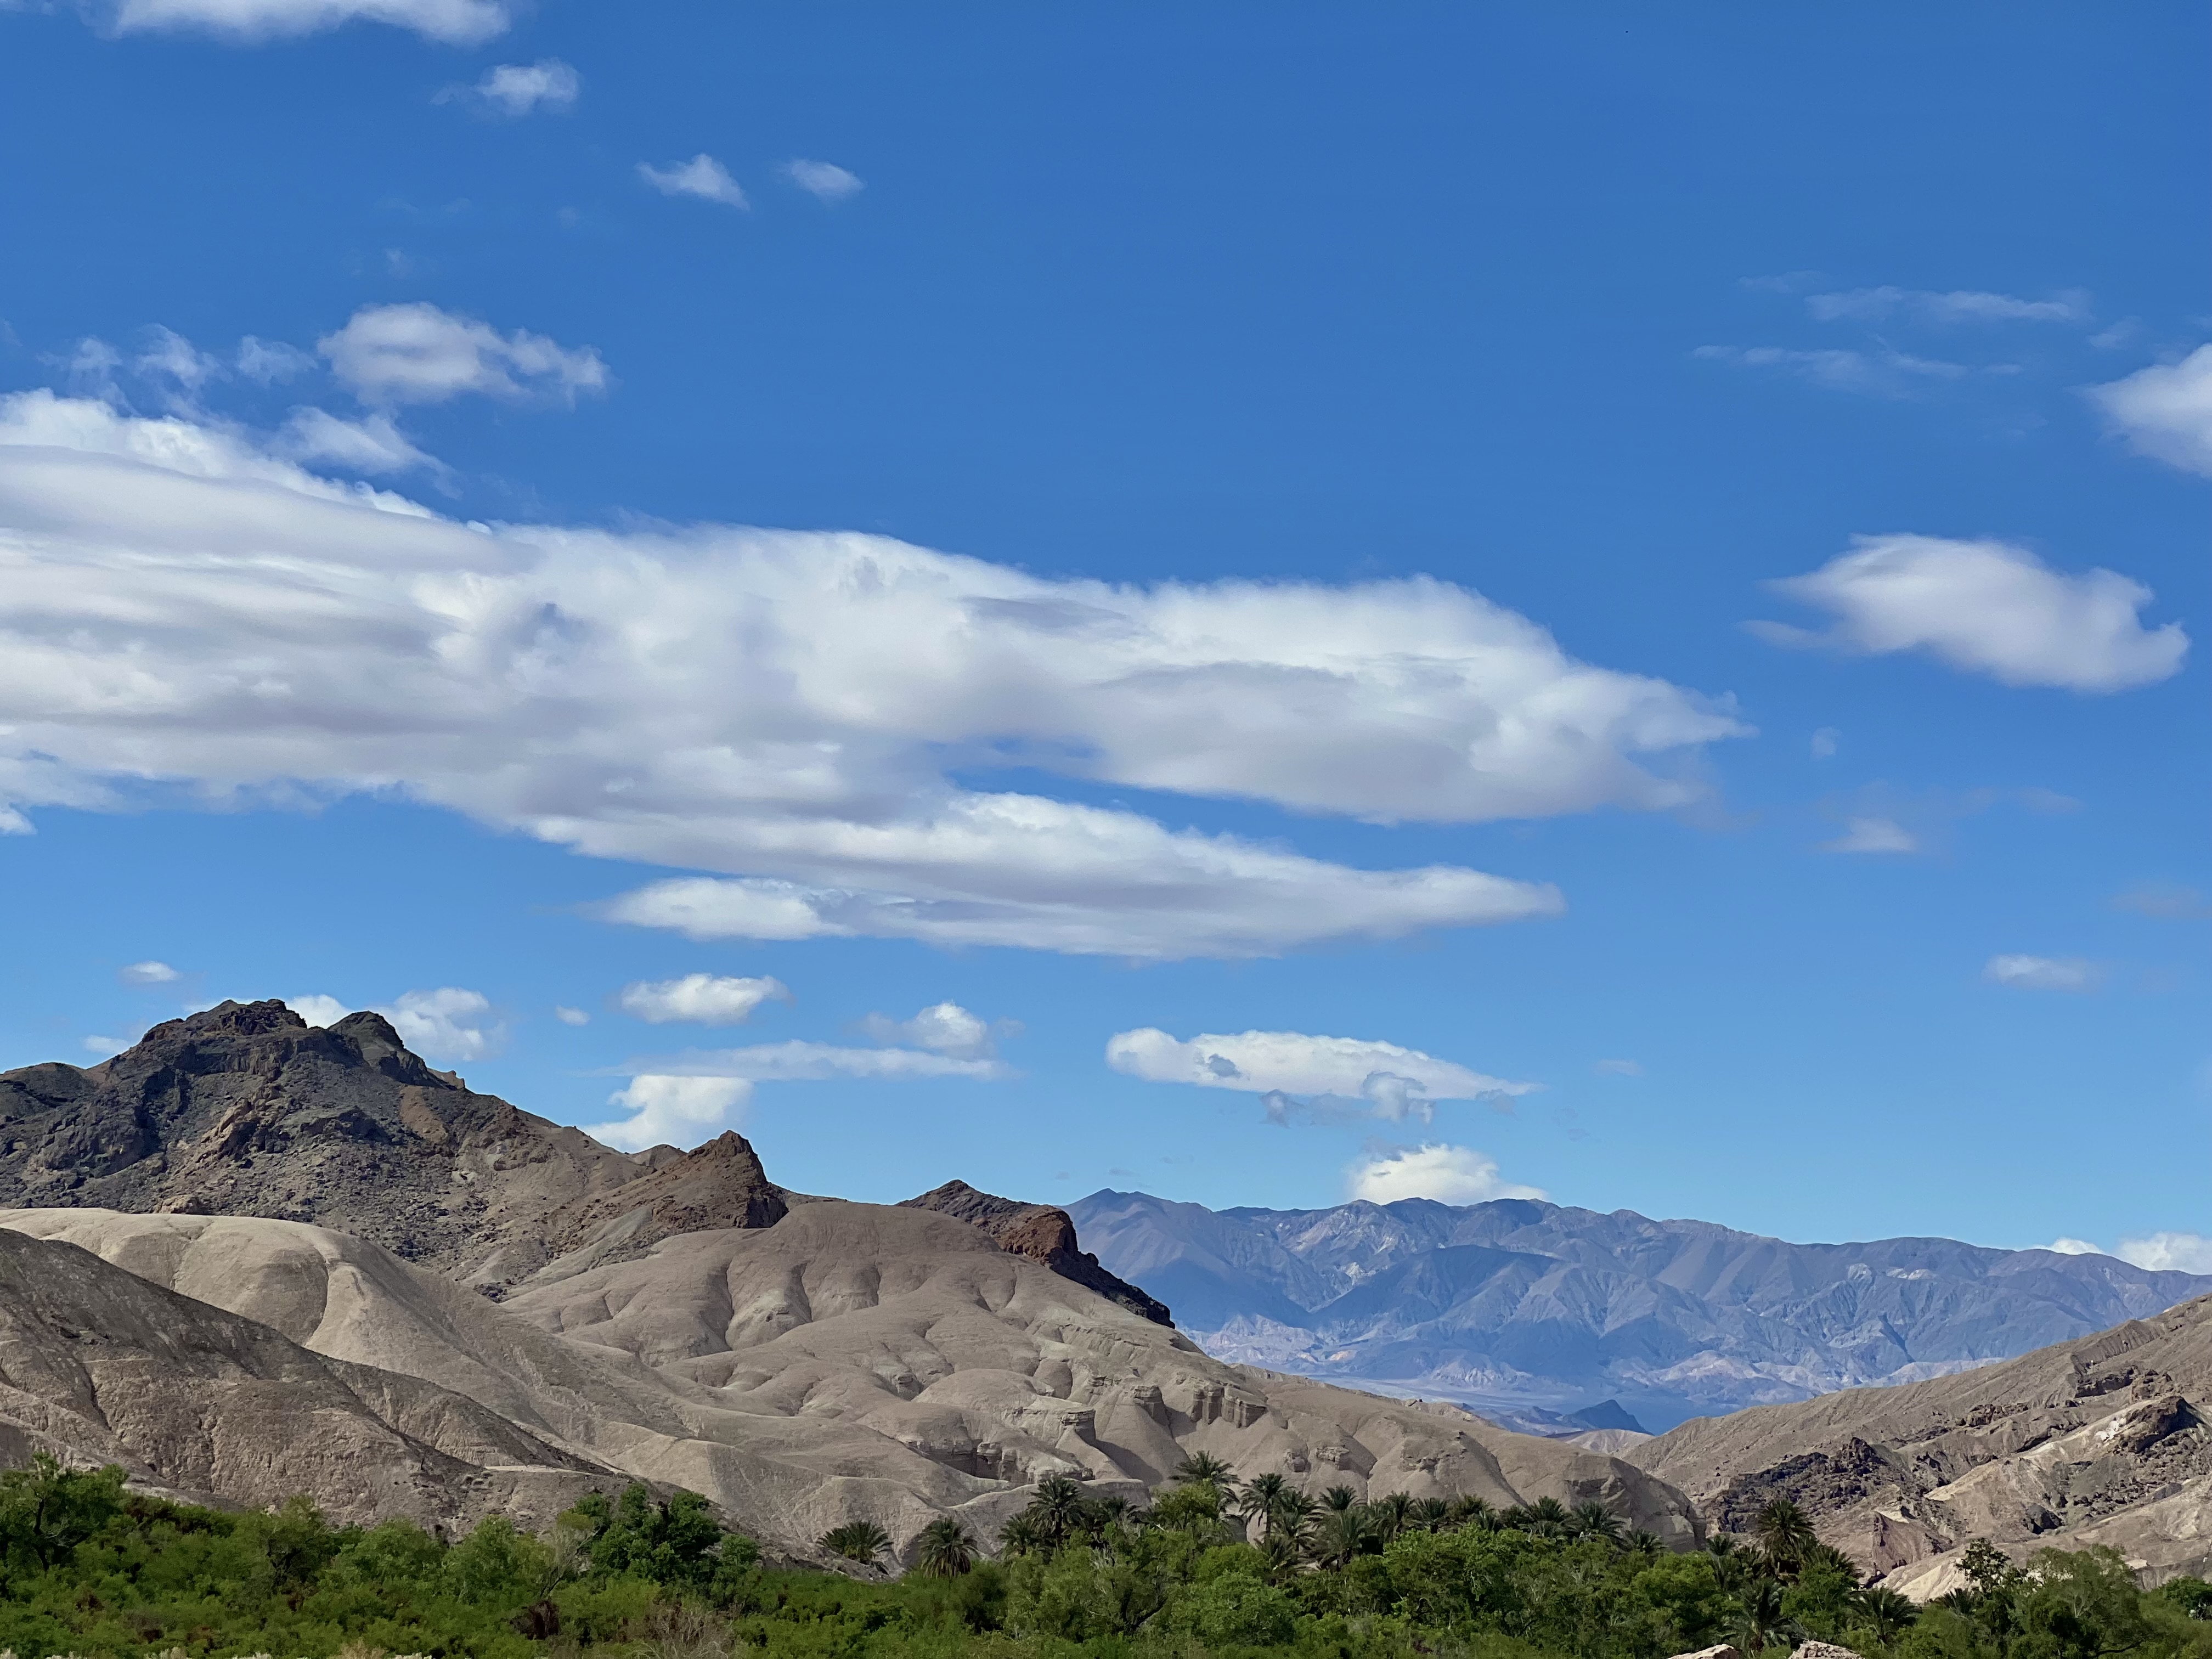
901,1178 -> 1172,1325
0,998 -> 709,1284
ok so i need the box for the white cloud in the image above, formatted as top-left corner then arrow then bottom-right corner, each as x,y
318,304 -> 607,407
785,159 -> 863,202
1347,1143 -> 1546,1205
2045,1237 -> 2105,1256
448,59 -> 580,117
1694,345 -> 1971,398
2113,1231 -> 2212,1275
290,994 -> 354,1028
587,1075 -> 751,1152
554,1005 -> 591,1026
857,1001 -> 1008,1060
237,337 -> 315,385
286,987 -> 503,1058
1804,286 -> 2088,325
1754,534 -> 2186,692
1984,953 -> 2101,992
277,408 -> 440,476
2091,346 -> 2212,478
1810,727 -> 1839,759
639,155 -> 749,210
616,973 -> 791,1025
1105,1028 -> 1532,1125
82,1035 -> 129,1058
118,960 -> 179,985
0,392 -> 1747,958
137,326 -> 224,399
1593,1057 -> 1642,1076
1819,816 -> 1918,855
625,1039 -> 1009,1084
98,0 -> 507,43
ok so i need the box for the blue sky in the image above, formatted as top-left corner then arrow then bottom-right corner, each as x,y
1,2 -> 2208,1264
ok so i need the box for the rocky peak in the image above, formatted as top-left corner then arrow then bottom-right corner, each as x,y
901,1178 -> 1172,1326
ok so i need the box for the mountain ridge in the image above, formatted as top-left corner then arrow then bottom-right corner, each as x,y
1067,1188 -> 2212,1431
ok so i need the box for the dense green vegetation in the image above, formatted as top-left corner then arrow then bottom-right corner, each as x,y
3,1454 -> 2207,1659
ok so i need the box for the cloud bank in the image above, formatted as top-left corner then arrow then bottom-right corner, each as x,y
0,391 -> 1743,957
1753,534 -> 2186,692
1105,1028 -> 1533,1124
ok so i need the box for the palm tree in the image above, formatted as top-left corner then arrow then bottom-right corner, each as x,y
1856,1584 -> 1918,1644
1526,1497 -> 1573,1539
1572,1500 -> 1624,1545
1032,1474 -> 1088,1548
1626,1530 -> 1664,1561
1172,1451 -> 1234,1488
997,1514 -> 1049,1557
1320,1485 -> 1359,1514
1448,1496 -> 1498,1531
1408,1498 -> 1453,1534
1731,1577 -> 1803,1656
912,1519 -> 974,1577
1306,1506 -> 1373,1570
1705,1534 -> 1757,1594
1236,1472 -> 1290,1541
1259,1530 -> 1305,1585
1369,1491 -> 1416,1542
1754,1498 -> 1818,1578
819,1520 -> 891,1565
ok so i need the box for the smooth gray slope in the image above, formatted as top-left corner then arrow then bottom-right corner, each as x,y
1067,1190 -> 2212,1431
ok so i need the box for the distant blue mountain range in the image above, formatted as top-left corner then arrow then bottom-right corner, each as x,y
1065,1190 -> 2212,1432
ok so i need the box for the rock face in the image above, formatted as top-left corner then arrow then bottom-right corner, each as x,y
900,1180 -> 1172,1325
1066,1189 -> 2212,1429
0,1222 -> 619,1531
0,1001 -> 780,1288
1630,1290 -> 2212,1590
2,1203 -> 1702,1560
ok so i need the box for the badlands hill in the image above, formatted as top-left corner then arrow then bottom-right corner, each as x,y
1069,1188 -> 2212,1430
1628,1286 -> 2212,1592
0,1003 -> 1701,1562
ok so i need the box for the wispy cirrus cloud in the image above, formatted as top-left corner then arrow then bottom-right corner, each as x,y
94,0 -> 509,44
1694,344 -> 1974,399
1983,953 -> 2102,992
1803,286 -> 2089,326
439,60 -> 580,118
785,160 -> 863,202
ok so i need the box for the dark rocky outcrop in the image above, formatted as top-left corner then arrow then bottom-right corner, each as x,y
0,1001 -> 781,1287
900,1179 -> 1172,1325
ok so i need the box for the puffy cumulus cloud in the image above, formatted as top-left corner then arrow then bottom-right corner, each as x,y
318,304 -> 608,407
1804,287 -> 2089,326
1984,954 -> 2101,992
2045,1237 -> 2105,1256
285,987 -> 504,1059
616,973 -> 791,1025
588,1075 -> 751,1152
1346,1143 -> 1546,1205
444,59 -> 580,117
2114,1232 -> 2212,1275
97,0 -> 507,43
117,960 -> 179,985
0,393 -> 1746,958
857,1001 -> 1010,1060
1752,534 -> 2186,692
2092,347 -> 2212,478
639,155 -> 749,210
785,160 -> 863,202
1105,1028 -> 1533,1125
1819,816 -> 1918,855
